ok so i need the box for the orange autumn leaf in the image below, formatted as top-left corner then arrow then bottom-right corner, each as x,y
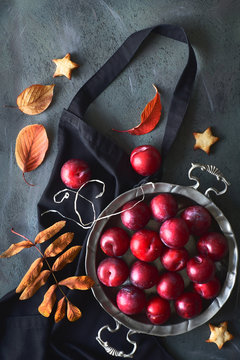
17,84 -> 55,115
52,246 -> 82,272
19,270 -> 51,300
54,297 -> 66,323
67,301 -> 82,322
35,221 -> 66,244
38,284 -> 57,317
44,232 -> 74,258
0,240 -> 34,258
59,276 -> 94,290
113,84 -> 162,135
16,257 -> 43,293
15,124 -> 49,185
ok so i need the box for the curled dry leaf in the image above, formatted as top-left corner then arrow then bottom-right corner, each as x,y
54,297 -> 66,323
19,270 -> 51,300
38,284 -> 57,318
44,232 -> 74,258
17,84 -> 55,115
15,124 -> 49,186
113,84 -> 162,135
35,221 -> 66,244
59,276 -> 94,290
52,246 -> 82,272
0,240 -> 33,258
67,301 -> 82,322
16,257 -> 43,293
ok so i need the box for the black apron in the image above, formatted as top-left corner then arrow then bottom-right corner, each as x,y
0,24 -> 197,360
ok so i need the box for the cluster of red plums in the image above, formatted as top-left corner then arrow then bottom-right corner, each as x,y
97,194 -> 228,325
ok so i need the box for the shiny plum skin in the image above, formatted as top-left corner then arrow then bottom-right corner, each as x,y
175,292 -> 202,319
146,296 -> 171,324
130,261 -> 159,289
194,277 -> 221,299
186,255 -> 215,283
121,200 -> 151,231
161,248 -> 189,272
156,272 -> 185,300
181,205 -> 212,236
97,258 -> 129,287
160,218 -> 190,249
150,194 -> 178,223
116,285 -> 146,315
197,232 -> 228,261
130,145 -> 162,176
100,227 -> 130,257
130,229 -> 164,262
60,159 -> 91,189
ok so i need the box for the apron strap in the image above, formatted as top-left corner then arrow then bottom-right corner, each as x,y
68,24 -> 197,157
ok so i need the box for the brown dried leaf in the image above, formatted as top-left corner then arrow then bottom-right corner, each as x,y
38,284 -> 57,318
19,270 -> 51,300
16,258 -> 43,293
44,232 -> 74,258
15,124 -> 49,185
54,297 -> 66,323
35,221 -> 66,244
67,301 -> 82,322
17,84 -> 55,115
59,276 -> 94,290
0,240 -> 34,258
52,246 -> 82,272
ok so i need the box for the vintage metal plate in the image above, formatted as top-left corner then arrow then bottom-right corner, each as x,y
85,182 -> 238,336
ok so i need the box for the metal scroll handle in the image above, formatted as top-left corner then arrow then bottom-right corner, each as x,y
96,320 -> 138,358
188,163 -> 230,197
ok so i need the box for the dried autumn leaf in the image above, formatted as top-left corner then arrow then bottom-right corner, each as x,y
0,240 -> 34,258
113,84 -> 162,135
38,284 -> 57,318
16,257 -> 43,293
15,124 -> 49,185
17,84 -> 55,115
67,301 -> 82,322
59,276 -> 94,290
44,232 -> 74,258
54,297 -> 66,323
52,246 -> 82,272
19,270 -> 51,300
35,221 -> 66,244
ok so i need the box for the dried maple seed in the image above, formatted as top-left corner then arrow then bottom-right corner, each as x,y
113,84 -> 162,135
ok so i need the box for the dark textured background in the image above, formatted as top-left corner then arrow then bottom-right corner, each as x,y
0,1 -> 239,359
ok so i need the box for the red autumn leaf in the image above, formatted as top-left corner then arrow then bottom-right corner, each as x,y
112,84 -> 162,135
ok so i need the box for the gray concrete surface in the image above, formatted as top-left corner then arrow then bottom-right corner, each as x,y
0,0 -> 239,359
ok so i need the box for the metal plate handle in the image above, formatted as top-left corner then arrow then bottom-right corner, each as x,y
96,320 -> 138,358
188,163 -> 230,197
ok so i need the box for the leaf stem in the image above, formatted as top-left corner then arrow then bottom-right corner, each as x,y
11,228 -> 31,242
22,173 -> 35,187
3,105 -> 18,109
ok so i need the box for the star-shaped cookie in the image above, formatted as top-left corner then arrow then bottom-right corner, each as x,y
206,321 -> 234,349
193,127 -> 219,154
52,53 -> 79,80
